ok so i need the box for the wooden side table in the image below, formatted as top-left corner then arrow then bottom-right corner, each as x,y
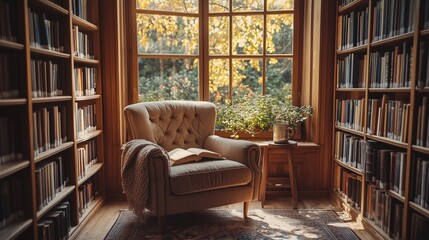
258,141 -> 298,209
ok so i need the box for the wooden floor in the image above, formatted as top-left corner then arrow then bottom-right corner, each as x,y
72,194 -> 375,240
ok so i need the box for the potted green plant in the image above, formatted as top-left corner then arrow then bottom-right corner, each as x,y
216,94 -> 313,140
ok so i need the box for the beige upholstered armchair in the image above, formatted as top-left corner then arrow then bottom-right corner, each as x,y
122,100 -> 261,231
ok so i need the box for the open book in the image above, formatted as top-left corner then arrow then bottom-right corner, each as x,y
168,148 -> 224,166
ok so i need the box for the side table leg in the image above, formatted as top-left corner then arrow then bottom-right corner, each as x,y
260,148 -> 268,208
287,151 -> 298,209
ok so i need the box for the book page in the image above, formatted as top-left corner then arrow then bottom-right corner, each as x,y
187,148 -> 224,160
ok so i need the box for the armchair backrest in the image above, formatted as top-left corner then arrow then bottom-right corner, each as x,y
124,101 -> 216,151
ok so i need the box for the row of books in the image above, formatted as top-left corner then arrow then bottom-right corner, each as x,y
367,97 -> 410,143
369,42 -> 412,88
72,26 -> 94,59
0,177 -> 24,230
365,140 -> 406,196
38,201 -> 72,240
28,9 -> 64,52
414,156 -> 429,209
372,0 -> 415,41
76,103 -> 96,138
410,212 -> 429,239
78,180 -> 97,218
366,186 -> 403,240
0,53 -> 19,99
416,96 -> 429,148
31,59 -> 64,98
33,106 -> 67,156
336,53 -> 367,88
0,116 -> 22,165
334,131 -> 365,171
74,67 -> 96,97
72,0 -> 90,21
0,0 -> 17,41
337,7 -> 368,50
417,41 -> 429,88
334,166 -> 362,210
35,156 -> 69,211
335,98 -> 365,132
77,140 -> 97,180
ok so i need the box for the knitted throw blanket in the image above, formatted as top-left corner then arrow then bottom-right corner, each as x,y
121,139 -> 169,218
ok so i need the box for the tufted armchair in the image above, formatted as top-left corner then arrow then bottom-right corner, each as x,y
123,100 -> 262,231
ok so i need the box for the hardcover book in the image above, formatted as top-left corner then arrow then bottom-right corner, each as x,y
168,148 -> 225,166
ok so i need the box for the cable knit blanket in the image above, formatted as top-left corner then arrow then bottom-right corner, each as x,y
121,139 -> 169,218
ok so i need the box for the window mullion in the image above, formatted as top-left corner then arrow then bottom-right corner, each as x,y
228,0 -> 233,102
262,0 -> 267,95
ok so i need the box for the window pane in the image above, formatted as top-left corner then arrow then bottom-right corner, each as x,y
232,16 -> 263,55
232,0 -> 263,12
232,59 -> 262,99
137,14 -> 199,54
267,14 -> 293,54
209,17 -> 229,55
138,58 -> 199,102
209,0 -> 229,13
267,0 -> 294,11
137,0 -> 198,13
209,59 -> 230,103
266,58 -> 292,102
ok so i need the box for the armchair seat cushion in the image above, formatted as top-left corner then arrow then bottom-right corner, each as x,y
169,160 -> 252,195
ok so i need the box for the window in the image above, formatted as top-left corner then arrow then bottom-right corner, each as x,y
132,0 -> 298,104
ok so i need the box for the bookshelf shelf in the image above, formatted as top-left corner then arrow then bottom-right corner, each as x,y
409,202 -> 429,219
32,96 -> 73,104
76,196 -> 103,227
387,190 -> 405,203
333,191 -> 361,215
370,32 -> 414,47
0,99 -> 27,106
336,44 -> 367,55
0,39 -> 24,50
32,0 -> 69,15
30,47 -> 70,59
36,185 -> 75,219
421,29 -> 429,37
34,142 -> 74,164
75,95 -> 101,102
76,130 -> 102,144
338,0 -> 368,14
74,57 -> 99,65
412,145 -> 429,155
72,16 -> 98,32
0,218 -> 33,240
78,163 -> 103,186
415,87 -> 429,93
362,218 -> 391,240
366,134 -> 408,149
368,88 -> 411,93
334,159 -> 364,176
335,125 -> 365,137
0,160 -> 30,179
335,88 -> 366,92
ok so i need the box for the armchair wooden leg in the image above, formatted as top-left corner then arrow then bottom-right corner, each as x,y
158,215 -> 166,234
243,201 -> 249,218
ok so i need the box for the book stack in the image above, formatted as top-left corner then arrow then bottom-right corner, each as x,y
0,176 -> 24,230
0,53 -> 19,99
410,213 -> 429,239
78,179 -> 97,217
37,201 -> 72,240
414,156 -> 429,209
31,59 -> 64,98
333,166 -> 362,210
72,0 -> 89,20
366,186 -> 403,239
35,156 -> 69,211
75,103 -> 96,138
74,67 -> 96,97
372,0 -> 415,41
28,9 -> 64,52
423,0 -> 429,30
369,42 -> 412,88
0,116 -> 22,165
335,132 -> 366,171
416,96 -> 429,147
417,41 -> 429,88
72,26 -> 94,59
335,98 -> 365,131
366,96 -> 410,143
77,140 -> 97,180
0,0 -> 17,41
33,106 -> 67,156
336,53 -> 367,88
337,7 -> 369,50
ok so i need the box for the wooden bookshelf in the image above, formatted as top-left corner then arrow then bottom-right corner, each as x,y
333,0 -> 429,239
0,0 -> 104,238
